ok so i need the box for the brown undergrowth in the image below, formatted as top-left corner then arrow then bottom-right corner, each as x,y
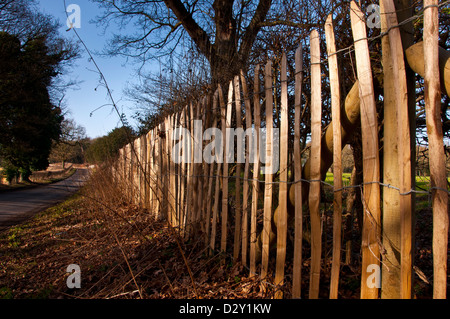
0,164 -> 440,299
0,165 -> 274,299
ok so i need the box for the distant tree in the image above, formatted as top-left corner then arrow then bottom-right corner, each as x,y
49,119 -> 88,168
85,126 -> 135,164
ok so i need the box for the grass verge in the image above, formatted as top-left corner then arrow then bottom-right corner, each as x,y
0,168 -> 77,193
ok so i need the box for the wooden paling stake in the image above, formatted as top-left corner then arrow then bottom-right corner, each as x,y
233,75 -> 243,261
191,104 -> 200,231
194,101 -> 204,232
184,104 -> 193,237
308,29 -> 322,300
149,130 -> 155,216
250,65 -> 261,276
274,53 -> 289,299
140,135 -> 146,207
380,0 -> 401,299
177,109 -> 186,232
240,70 -> 253,266
146,131 -> 152,210
175,112 -> 181,227
350,1 -> 381,299
158,124 -> 164,218
261,60 -> 274,288
131,139 -> 136,204
325,14 -> 343,299
164,115 -> 173,225
140,134 -> 147,208
205,108 -> 217,247
423,0 -> 449,299
134,138 -> 140,205
154,128 -> 160,217
209,91 -> 221,254
210,146 -> 222,255
181,106 -> 188,231
161,119 -> 166,218
381,0 -> 413,299
169,114 -> 178,226
292,44 -> 303,299
201,97 -> 211,239
221,82 -> 233,252
123,144 -> 129,199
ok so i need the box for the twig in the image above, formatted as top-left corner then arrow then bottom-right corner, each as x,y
157,259 -> 177,297
168,224 -> 199,299
107,290 -> 140,299
110,230 -> 144,299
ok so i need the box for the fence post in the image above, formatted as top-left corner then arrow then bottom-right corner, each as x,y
380,0 -> 401,298
163,117 -> 171,221
167,114 -> 176,226
180,106 -> 187,233
185,103 -> 194,238
292,44 -> 304,299
148,130 -> 155,215
201,96 -> 210,240
274,52 -> 289,299
196,100 -> 205,234
350,1 -> 381,299
308,29 -> 322,300
205,96 -> 217,247
210,93 -> 222,254
192,102 -> 201,232
154,128 -> 161,218
157,123 -> 163,219
325,14 -> 343,299
233,75 -> 243,261
173,113 -> 180,226
423,0 -> 449,299
250,65 -> 261,276
131,138 -> 140,205
122,145 -> 128,198
240,70 -> 253,267
221,81 -> 233,253
381,0 -> 413,299
261,60 -> 274,289
140,134 -> 147,208
145,131 -> 152,210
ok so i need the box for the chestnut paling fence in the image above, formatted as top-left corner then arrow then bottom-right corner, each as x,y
112,1 -> 448,299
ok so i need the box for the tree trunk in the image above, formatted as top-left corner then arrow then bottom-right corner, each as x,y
210,0 -> 238,86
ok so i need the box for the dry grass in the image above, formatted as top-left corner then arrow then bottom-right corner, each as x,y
0,164 -> 276,299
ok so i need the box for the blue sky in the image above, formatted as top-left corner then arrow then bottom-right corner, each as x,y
37,0 -> 149,139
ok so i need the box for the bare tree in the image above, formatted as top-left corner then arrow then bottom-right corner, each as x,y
49,119 -> 87,168
92,0 -> 324,85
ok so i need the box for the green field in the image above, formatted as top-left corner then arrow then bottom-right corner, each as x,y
324,172 -> 352,186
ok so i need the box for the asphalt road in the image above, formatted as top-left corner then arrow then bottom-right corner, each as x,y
0,169 -> 89,232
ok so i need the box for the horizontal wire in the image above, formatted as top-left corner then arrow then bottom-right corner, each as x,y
118,158 -> 450,197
